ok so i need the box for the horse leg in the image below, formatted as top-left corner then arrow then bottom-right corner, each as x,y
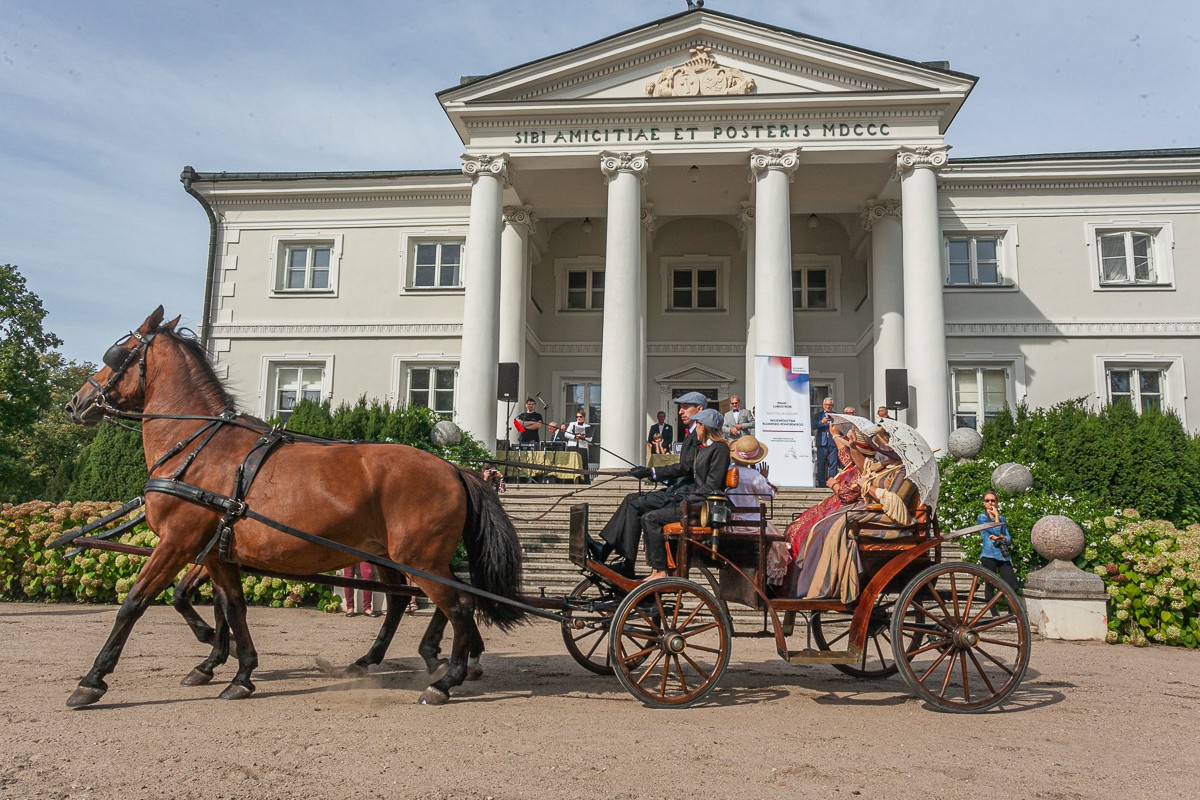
418,586 -> 477,706
180,592 -> 231,686
205,560 -> 259,700
422,606 -> 486,682
344,565 -> 409,677
418,608 -> 448,674
172,564 -> 216,646
67,545 -> 195,708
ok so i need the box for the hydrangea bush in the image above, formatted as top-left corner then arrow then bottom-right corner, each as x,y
1,501 -> 340,610
1075,510 -> 1200,648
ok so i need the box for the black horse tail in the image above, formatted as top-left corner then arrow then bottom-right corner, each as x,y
455,467 -> 526,630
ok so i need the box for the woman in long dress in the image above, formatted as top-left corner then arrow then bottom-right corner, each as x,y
784,425 -> 866,584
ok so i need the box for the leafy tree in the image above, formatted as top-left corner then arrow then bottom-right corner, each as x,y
0,264 -> 63,435
0,354 -> 98,502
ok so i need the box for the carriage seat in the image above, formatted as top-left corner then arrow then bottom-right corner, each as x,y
851,500 -> 933,546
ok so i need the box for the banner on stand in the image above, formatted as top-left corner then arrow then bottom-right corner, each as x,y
754,355 -> 814,488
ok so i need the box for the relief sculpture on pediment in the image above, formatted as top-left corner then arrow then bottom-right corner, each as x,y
645,45 -> 756,97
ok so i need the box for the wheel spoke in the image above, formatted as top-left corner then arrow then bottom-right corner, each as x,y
684,642 -> 723,655
959,650 -> 971,704
624,643 -> 659,663
668,590 -> 683,629
965,646 -> 998,695
679,621 -> 719,639
680,650 -> 712,680
974,635 -> 1020,648
676,601 -> 704,631
634,650 -> 665,685
582,631 -> 607,661
926,589 -> 958,629
633,606 -> 663,634
948,572 -> 961,619
961,575 -> 980,621
974,613 -> 1016,632
871,632 -> 887,666
918,645 -> 953,684
975,643 -> 1018,676
906,635 -> 952,658
967,594 -> 1002,625
672,655 -> 690,694
658,652 -> 671,696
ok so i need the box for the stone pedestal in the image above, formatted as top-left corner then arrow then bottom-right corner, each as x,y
1022,515 -> 1108,640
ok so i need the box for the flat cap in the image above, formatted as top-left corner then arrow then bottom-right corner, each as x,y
674,391 -> 709,406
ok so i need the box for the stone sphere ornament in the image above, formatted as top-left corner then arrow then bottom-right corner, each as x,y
991,462 -> 1033,494
1031,515 -> 1086,562
431,420 -> 463,447
947,428 -> 983,460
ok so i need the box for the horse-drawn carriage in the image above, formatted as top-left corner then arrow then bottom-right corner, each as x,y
56,307 -> 1031,713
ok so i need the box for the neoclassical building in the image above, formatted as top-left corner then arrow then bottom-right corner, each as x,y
182,8 -> 1200,467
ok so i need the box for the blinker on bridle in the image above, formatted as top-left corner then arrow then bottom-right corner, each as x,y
87,329 -> 158,415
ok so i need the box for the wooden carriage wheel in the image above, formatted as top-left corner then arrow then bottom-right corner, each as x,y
561,567 -> 725,675
560,578 -> 622,674
890,563 -> 1031,713
810,588 -> 926,679
608,578 -> 732,708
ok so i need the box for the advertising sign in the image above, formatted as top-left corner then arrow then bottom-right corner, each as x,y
754,355 -> 813,487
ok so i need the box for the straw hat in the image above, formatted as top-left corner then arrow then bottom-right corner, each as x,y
731,435 -> 769,465
848,427 -> 875,456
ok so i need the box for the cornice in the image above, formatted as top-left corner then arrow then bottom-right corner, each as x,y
940,177 -> 1200,192
463,106 -> 942,130
209,190 -> 472,208
947,321 -> 1200,337
209,323 -> 463,338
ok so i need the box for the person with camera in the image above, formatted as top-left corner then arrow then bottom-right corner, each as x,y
977,491 -> 1017,615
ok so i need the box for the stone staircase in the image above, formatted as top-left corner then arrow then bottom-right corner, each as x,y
498,477 -> 831,600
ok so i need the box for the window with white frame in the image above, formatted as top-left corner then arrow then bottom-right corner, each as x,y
270,364 -> 326,421
1097,231 -> 1155,285
565,268 -> 604,310
1107,366 -> 1164,413
411,241 -> 463,289
278,243 -> 333,292
408,365 -> 457,416
1088,223 -> 1174,289
945,235 -> 1002,286
793,266 -> 830,310
952,367 -> 1010,431
671,266 -> 720,310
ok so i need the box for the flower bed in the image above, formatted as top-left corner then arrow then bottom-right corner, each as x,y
1,500 -> 340,610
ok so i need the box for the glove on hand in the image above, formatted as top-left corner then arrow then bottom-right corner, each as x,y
628,466 -> 652,479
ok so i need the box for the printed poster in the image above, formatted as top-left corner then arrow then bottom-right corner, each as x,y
754,355 -> 813,487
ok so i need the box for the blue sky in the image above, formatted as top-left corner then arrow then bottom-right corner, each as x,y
3,0 -> 1197,364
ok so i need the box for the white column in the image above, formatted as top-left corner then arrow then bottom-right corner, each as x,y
496,205 -> 535,437
458,153 -> 510,449
863,199 -> 904,410
749,149 -> 799,359
739,202 -> 757,407
639,203 -> 656,444
897,146 -> 951,452
598,151 -> 649,469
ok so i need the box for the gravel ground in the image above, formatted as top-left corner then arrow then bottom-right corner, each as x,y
0,601 -> 1196,799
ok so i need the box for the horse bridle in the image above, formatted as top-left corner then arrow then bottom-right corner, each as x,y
86,329 -> 158,418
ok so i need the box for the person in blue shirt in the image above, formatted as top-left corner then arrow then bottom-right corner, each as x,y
977,491 -> 1017,615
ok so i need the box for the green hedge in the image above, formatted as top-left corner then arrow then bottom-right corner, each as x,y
1077,511 -> 1200,648
1,500 -> 340,610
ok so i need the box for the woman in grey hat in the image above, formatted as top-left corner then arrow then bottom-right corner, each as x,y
640,407 -> 731,582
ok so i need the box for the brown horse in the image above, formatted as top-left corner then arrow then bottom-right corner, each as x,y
64,307 -> 524,706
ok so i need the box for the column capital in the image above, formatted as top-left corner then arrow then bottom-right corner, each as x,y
502,205 -> 537,234
461,153 -> 513,188
748,148 -> 800,182
861,198 -> 902,231
738,201 -> 755,244
895,145 -> 950,178
600,151 -> 650,184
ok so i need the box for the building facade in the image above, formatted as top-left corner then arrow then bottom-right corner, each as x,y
183,9 -> 1200,466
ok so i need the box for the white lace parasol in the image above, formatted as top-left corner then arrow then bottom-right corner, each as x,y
877,419 -> 940,512
826,413 -> 876,435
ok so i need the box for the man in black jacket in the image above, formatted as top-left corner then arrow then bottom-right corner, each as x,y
592,391 -> 709,574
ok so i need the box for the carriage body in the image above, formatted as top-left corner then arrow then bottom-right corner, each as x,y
564,495 -> 1031,712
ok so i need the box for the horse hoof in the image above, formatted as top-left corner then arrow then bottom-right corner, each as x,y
66,685 -> 106,708
344,663 -> 368,678
218,682 -> 255,701
418,686 -> 450,706
181,668 -> 214,686
465,665 -> 484,681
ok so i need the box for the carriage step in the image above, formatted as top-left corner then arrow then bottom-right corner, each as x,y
785,646 -> 863,665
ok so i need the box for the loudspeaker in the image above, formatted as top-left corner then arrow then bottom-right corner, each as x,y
497,363 -> 519,402
885,369 -> 909,410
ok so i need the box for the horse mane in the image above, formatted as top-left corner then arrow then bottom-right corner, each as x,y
155,325 -> 238,413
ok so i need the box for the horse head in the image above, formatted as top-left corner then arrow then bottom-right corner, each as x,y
66,306 -> 181,424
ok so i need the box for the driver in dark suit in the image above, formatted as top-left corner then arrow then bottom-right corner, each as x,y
589,392 -> 708,576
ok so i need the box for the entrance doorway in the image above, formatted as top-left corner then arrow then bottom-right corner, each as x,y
562,380 -> 601,463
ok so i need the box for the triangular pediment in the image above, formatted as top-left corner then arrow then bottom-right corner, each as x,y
440,9 -> 975,109
655,362 -> 737,387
